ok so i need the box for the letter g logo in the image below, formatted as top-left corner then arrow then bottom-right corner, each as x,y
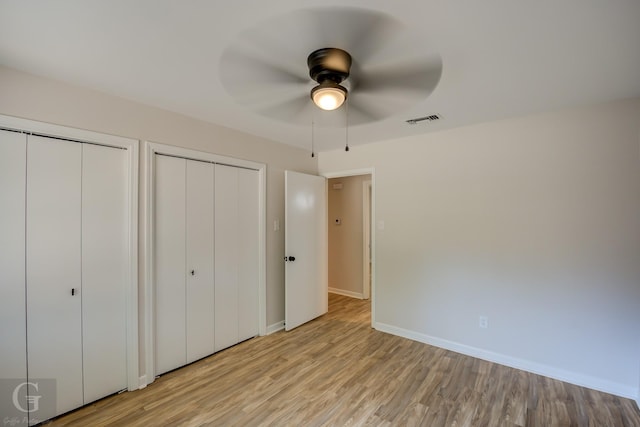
12,382 -> 42,413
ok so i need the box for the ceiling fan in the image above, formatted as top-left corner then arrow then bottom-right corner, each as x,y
220,7 -> 443,127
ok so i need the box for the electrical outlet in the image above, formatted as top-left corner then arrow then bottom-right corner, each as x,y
479,316 -> 488,329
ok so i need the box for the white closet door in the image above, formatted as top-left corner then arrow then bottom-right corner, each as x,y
155,155 -> 187,374
81,144 -> 128,403
214,165 -> 240,351
0,130 -> 27,420
26,135 -> 83,420
237,168 -> 259,341
186,160 -> 215,363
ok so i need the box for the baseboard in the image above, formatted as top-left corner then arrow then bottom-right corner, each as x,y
138,375 -> 147,390
267,321 -> 285,335
374,321 -> 638,400
328,287 -> 364,299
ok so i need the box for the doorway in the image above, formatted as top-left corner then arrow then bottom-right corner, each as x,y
363,179 -> 372,300
325,171 -> 374,322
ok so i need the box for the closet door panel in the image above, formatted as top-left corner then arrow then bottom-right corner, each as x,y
214,165 -> 239,351
82,144 -> 128,403
26,135 -> 83,419
186,160 -> 215,363
154,155 -> 187,374
0,130 -> 27,420
238,169 -> 259,341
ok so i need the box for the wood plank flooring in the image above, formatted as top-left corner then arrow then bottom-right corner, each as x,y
52,294 -> 640,426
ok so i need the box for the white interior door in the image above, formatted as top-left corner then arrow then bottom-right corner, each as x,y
26,135 -> 83,421
0,130 -> 27,421
154,154 -> 187,374
285,171 -> 327,331
186,160 -> 215,363
81,143 -> 128,403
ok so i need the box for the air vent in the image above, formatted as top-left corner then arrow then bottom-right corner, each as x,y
406,114 -> 441,125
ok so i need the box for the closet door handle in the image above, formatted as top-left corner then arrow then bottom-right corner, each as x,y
71,288 -> 76,296
191,270 -> 195,276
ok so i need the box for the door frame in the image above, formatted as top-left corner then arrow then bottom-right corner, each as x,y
363,179 -> 372,300
143,141 -> 266,385
321,168 -> 376,326
0,114 -> 140,393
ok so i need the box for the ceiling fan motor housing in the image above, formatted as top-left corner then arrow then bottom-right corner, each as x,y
307,48 -> 352,84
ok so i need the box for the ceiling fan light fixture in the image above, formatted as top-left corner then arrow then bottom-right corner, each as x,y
311,81 -> 347,111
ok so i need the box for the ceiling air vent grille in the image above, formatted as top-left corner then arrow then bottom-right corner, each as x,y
406,114 -> 441,125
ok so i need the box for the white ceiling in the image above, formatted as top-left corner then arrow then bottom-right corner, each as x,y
1,0 -> 639,152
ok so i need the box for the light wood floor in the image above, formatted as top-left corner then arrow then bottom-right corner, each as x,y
52,293 -> 640,426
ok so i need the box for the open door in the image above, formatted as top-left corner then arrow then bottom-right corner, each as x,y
284,171 -> 327,331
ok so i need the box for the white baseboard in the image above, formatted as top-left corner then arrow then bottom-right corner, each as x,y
374,321 -> 638,400
328,287 -> 364,299
267,321 -> 285,335
138,375 -> 147,390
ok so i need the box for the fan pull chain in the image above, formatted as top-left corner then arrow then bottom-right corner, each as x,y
345,99 -> 350,152
311,118 -> 315,158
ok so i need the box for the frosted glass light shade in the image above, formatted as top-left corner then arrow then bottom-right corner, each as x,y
311,83 -> 347,111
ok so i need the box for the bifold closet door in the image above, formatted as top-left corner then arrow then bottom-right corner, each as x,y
237,168 -> 259,341
81,143 -> 128,402
214,165 -> 259,351
155,155 -> 216,372
186,160 -> 215,363
155,155 -> 187,374
214,165 -> 239,351
0,130 -> 27,421
26,135 -> 83,420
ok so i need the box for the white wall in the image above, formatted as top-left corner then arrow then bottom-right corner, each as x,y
319,98 -> 640,399
328,175 -> 370,297
0,65 -> 317,378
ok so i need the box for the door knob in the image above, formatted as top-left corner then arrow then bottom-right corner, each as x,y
285,256 -> 296,262
191,270 -> 195,276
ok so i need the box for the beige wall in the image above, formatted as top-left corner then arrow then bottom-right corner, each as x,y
328,175 -> 371,297
319,98 -> 640,399
4,63 -> 639,401
0,65 -> 317,378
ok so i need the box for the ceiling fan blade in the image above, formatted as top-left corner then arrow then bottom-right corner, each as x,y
257,93 -> 314,124
347,95 -> 391,125
303,7 -> 403,64
345,56 -> 443,122
354,55 -> 443,96
220,47 -> 310,105
230,8 -> 402,73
